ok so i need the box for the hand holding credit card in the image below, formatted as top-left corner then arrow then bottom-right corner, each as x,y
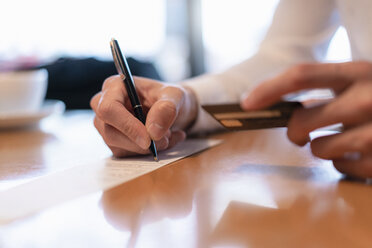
202,101 -> 302,130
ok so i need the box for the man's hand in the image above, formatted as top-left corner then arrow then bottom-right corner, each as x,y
90,76 -> 198,157
241,61 -> 372,179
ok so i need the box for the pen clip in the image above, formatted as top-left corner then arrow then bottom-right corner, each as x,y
110,39 -> 126,81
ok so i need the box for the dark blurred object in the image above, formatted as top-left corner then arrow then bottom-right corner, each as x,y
38,57 -> 161,109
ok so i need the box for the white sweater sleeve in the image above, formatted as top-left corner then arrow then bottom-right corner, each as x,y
183,0 -> 341,134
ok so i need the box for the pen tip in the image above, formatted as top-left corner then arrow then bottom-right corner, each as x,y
153,156 -> 159,162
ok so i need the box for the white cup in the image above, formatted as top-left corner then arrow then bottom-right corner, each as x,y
0,69 -> 48,115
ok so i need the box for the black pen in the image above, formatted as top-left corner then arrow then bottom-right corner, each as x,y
110,38 -> 158,161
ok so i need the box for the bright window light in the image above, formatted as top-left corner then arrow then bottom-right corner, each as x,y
325,26 -> 351,62
202,0 -> 280,71
0,0 -> 166,60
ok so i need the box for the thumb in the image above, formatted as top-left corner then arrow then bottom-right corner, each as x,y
145,87 -> 184,140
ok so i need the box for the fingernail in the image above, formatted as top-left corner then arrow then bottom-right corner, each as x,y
136,136 -> 150,150
240,94 -> 254,109
148,123 -> 165,140
241,100 -> 250,110
343,152 -> 361,161
157,136 -> 169,151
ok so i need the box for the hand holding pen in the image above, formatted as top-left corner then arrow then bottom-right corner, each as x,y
90,39 -> 198,158
110,39 -> 158,161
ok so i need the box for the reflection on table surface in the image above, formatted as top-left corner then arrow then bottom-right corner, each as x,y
0,111 -> 371,248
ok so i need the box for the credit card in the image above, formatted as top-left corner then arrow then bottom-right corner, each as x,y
202,101 -> 302,131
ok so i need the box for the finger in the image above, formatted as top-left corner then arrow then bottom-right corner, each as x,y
110,135 -> 172,158
333,155 -> 372,179
164,129 -> 172,139
152,130 -> 186,152
94,116 -> 149,154
146,86 -> 185,140
101,75 -> 131,107
92,92 -> 148,157
110,146 -> 145,158
110,146 -> 153,158
287,102 -> 343,146
287,82 -> 372,145
168,130 -> 186,149
96,87 -> 151,150
94,117 -> 134,158
155,136 -> 170,151
90,92 -> 102,111
311,122 -> 372,159
102,75 -> 124,91
242,61 -> 372,110
110,147 -> 132,158
152,129 -> 185,152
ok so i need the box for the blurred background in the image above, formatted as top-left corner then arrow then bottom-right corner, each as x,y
0,0 -> 351,108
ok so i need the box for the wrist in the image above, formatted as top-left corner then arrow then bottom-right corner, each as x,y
175,85 -> 199,131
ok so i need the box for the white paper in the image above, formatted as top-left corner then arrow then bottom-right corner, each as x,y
0,139 -> 221,224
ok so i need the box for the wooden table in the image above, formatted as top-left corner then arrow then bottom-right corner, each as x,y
0,111 -> 371,248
